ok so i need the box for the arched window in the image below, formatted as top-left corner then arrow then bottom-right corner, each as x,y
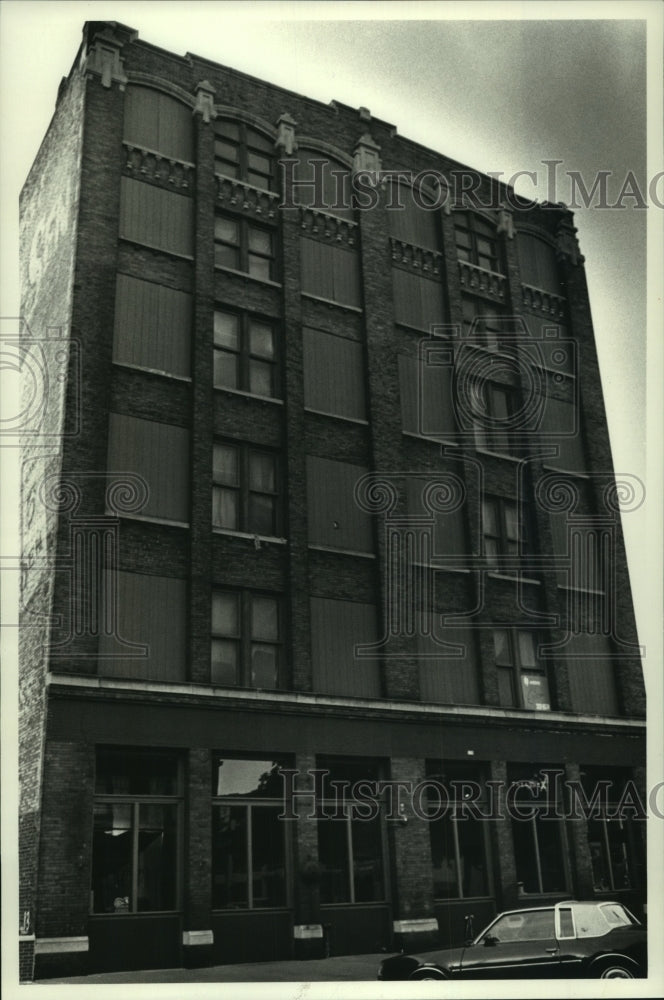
214,121 -> 275,191
454,211 -> 501,273
124,85 -> 193,162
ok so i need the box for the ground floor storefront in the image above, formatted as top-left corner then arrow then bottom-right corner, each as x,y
22,679 -> 647,979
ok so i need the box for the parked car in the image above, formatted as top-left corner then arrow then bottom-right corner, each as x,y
378,901 -> 646,980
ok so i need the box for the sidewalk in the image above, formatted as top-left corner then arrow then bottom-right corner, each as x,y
44,951 -> 386,984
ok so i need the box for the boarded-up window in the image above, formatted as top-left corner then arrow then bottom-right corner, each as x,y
517,232 -> 561,293
539,395 -> 585,472
120,177 -> 194,257
107,413 -> 189,523
306,456 -> 373,553
406,475 -> 466,557
300,239 -> 361,307
561,632 -> 618,715
303,327 -> 365,419
113,274 -> 191,377
98,571 -> 186,681
398,352 -> 456,440
310,597 -> 381,697
393,268 -> 444,331
387,182 -> 440,250
418,625 -> 479,705
549,515 -> 608,592
124,85 -> 193,162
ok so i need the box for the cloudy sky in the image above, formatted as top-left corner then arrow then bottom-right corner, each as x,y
1,1 -> 661,651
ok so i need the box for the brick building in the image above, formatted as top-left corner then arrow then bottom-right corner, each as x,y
19,21 -> 646,980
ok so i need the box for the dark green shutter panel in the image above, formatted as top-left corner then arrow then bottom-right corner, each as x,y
107,413 -> 189,523
393,268 -> 444,331
300,238 -> 361,307
563,633 -> 618,715
99,571 -> 186,681
310,597 -> 381,697
120,177 -> 194,256
406,477 -> 466,557
418,626 -> 480,704
387,183 -> 439,250
398,354 -> 455,439
306,456 -> 373,552
124,86 -> 193,162
113,274 -> 192,377
303,327 -> 365,419
539,396 -> 585,472
517,233 -> 561,293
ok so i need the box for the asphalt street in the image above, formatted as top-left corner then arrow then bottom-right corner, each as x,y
43,951 -> 386,983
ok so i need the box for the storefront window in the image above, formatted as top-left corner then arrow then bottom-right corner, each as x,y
91,749 -> 181,914
212,756 -> 290,910
316,756 -> 386,905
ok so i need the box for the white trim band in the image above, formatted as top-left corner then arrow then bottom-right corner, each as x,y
293,924 -> 323,940
34,936 -> 89,955
393,919 -> 439,935
183,929 -> 214,947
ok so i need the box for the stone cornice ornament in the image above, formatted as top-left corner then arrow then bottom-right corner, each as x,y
497,204 -> 515,239
194,80 -> 217,123
353,133 -> 382,177
275,113 -> 298,155
85,25 -> 132,90
555,215 -> 585,266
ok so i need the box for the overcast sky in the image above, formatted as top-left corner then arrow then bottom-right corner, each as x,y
1,0 -> 661,658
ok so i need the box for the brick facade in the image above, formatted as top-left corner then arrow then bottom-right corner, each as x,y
18,20 -> 646,980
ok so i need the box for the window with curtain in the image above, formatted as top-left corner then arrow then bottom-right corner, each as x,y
212,441 -> 281,537
211,590 -> 283,689
213,309 -> 279,398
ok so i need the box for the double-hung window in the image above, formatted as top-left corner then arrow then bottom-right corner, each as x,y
214,310 -> 279,398
212,441 -> 280,537
455,211 -> 501,272
91,749 -> 181,915
211,590 -> 283,689
214,215 -> 276,281
493,629 -> 551,710
482,495 -> 529,567
214,121 -> 274,191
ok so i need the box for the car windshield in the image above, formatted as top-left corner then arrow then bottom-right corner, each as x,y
479,909 -> 555,943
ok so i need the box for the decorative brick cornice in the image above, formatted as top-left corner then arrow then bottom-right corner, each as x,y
299,207 -> 358,247
215,174 -> 279,219
521,283 -> 567,319
389,237 -> 442,277
123,142 -> 195,190
458,259 -> 507,302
